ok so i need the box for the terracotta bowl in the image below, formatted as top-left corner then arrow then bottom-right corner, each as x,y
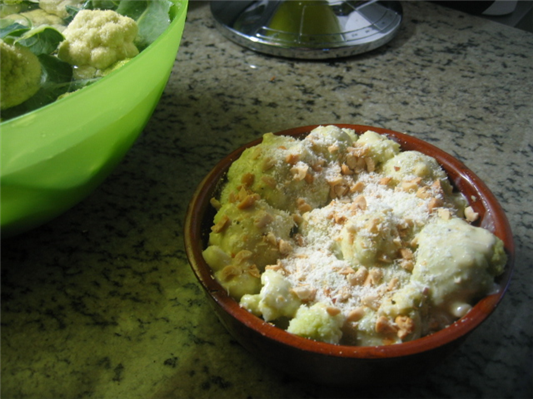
184,124 -> 514,386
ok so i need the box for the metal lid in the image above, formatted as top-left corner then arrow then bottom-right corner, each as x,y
210,1 -> 403,59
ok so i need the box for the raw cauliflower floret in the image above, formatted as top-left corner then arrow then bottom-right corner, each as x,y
0,40 -> 42,110
39,0 -> 85,19
287,302 -> 345,344
1,8 -> 65,31
57,9 -> 139,71
5,9 -> 65,30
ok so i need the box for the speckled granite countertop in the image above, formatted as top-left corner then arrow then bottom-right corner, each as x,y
2,1 -> 532,398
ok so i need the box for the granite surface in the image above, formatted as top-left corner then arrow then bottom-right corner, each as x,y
2,1 -> 532,398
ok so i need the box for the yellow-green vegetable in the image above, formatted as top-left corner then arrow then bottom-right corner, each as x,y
0,39 -> 42,110
58,9 -> 139,71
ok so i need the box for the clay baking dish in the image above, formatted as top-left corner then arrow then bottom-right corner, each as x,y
184,124 -> 514,385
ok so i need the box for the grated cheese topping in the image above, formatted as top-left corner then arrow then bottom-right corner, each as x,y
203,126 -> 507,346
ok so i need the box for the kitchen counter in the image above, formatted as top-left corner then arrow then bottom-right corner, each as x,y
2,1 -> 532,398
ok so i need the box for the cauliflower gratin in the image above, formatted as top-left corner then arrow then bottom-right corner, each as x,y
0,0 -> 177,120
203,126 -> 507,346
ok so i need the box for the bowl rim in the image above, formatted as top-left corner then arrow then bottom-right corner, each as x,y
184,123 -> 515,359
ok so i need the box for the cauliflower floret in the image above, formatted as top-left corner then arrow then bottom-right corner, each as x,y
378,283 -> 426,340
287,302 -> 345,344
0,40 -> 42,110
3,0 -> 24,4
412,218 -> 506,316
57,9 -> 139,71
210,249 -> 262,301
207,197 -> 295,271
71,58 -> 133,80
382,150 -> 449,186
221,133 -> 331,213
356,130 -> 400,166
240,269 -> 302,322
339,210 -> 400,267
1,0 -> 24,18
305,125 -> 357,162
18,9 -> 66,31
39,0 -> 84,19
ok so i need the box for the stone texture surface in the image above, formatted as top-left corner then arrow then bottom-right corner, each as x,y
2,2 -> 532,398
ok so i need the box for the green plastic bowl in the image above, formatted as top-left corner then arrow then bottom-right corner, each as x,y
1,0 -> 188,238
